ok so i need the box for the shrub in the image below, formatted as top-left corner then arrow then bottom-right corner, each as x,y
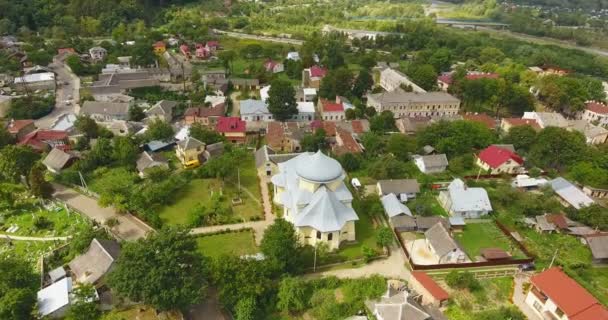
445,271 -> 481,291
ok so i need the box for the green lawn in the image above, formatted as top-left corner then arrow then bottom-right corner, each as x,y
445,277 -> 517,319
1,206 -> 89,237
454,222 -> 527,260
406,192 -> 448,217
337,211 -> 380,261
196,230 -> 258,258
0,239 -> 67,267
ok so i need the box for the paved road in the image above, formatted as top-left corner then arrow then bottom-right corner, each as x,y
35,57 -> 80,129
0,234 -> 69,241
212,29 -> 304,46
52,184 -> 153,241
513,273 -> 543,320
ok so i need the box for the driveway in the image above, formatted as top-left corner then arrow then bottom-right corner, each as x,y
35,57 -> 80,129
513,273 -> 543,320
52,184 -> 153,241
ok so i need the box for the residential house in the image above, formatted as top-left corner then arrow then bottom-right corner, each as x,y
463,113 -> 497,130
409,272 -> 450,308
136,151 -> 169,177
438,178 -> 492,218
476,145 -> 524,174
266,121 -> 310,152
184,105 -> 225,126
437,73 -> 453,91
50,114 -> 78,135
528,65 -> 570,77
584,234 -> 608,265
568,119 -> 608,145
302,65 -> 327,89
180,44 -> 191,59
230,78 -> 259,91
550,177 -> 595,210
89,47 -> 107,62
581,101 -> 608,127
377,179 -> 420,201
381,193 -> 413,221
143,140 -> 176,153
57,47 -> 76,55
195,43 -> 209,59
13,72 -> 55,91
424,222 -> 467,263
392,215 -> 450,233
286,51 -> 300,61
205,41 -> 219,53
271,151 -> 359,250
525,267 -> 608,320
582,185 -> 608,199
413,154 -> 449,174
500,118 -> 541,133
380,67 -> 426,93
37,278 -> 73,319
18,130 -> 69,152
367,92 -> 460,118
81,101 -> 130,122
68,238 -> 120,286
7,119 -> 36,140
255,145 -> 302,177
366,281 -> 433,320
203,142 -> 224,161
43,148 -> 75,174
240,99 -> 273,122
319,98 -> 345,121
204,95 -> 226,108
396,117 -> 432,135
201,69 -> 227,83
146,100 -> 177,123
294,101 -> 315,121
153,41 -> 166,55
90,69 -> 164,99
216,117 -> 246,143
511,174 -> 548,190
301,87 -> 317,102
522,112 -> 569,128
264,60 -> 284,73
333,127 -> 363,155
175,137 -> 206,168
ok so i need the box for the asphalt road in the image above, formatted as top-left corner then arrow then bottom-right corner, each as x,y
34,57 -> 80,129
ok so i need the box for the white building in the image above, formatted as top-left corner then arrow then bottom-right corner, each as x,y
13,72 -> 56,91
239,99 -> 273,122
293,102 -> 315,121
581,101 -> 608,127
271,151 -> 359,250
260,85 -> 271,102
367,92 -> 460,118
413,154 -> 449,174
89,46 -> 107,62
37,278 -> 73,318
286,51 -> 300,61
380,68 -> 426,93
438,179 -> 492,218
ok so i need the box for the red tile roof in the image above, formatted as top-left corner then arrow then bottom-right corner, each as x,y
411,271 -> 449,301
334,128 -> 363,155
321,121 -> 337,136
546,214 -> 568,229
478,145 -> 523,169
216,117 -> 246,133
463,113 -> 496,129
437,73 -> 453,85
264,60 -> 279,71
18,130 -> 69,152
309,65 -> 327,78
465,72 -> 499,80
266,122 -> 284,147
57,48 -> 75,55
351,120 -> 364,134
586,102 -> 608,115
180,44 -> 190,53
480,248 -> 511,260
7,119 -> 34,134
321,99 -> 344,113
530,267 -> 608,320
184,105 -> 225,118
206,41 -> 219,48
502,118 -> 541,130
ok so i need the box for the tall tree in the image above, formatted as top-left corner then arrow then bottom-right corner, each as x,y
277,277 -> 308,313
145,119 -> 175,141
29,163 -> 53,198
65,284 -> 100,320
370,111 -> 396,133
529,127 -> 587,170
352,70 -> 374,98
260,218 -> 303,275
189,123 -> 225,144
300,129 -> 328,152
502,125 -> 537,153
112,136 -> 139,167
0,145 -> 39,182
75,115 -> 99,138
0,257 -> 38,320
108,228 -> 207,312
267,79 -> 298,121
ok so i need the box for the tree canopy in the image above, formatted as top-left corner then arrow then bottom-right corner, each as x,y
267,78 -> 298,121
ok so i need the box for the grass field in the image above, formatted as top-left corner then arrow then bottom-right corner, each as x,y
445,277 -> 516,319
337,211 -> 380,261
195,230 -> 258,258
454,222 -> 527,260
406,192 -> 448,217
1,206 -> 89,237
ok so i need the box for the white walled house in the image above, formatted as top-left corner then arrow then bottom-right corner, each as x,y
581,101 -> 608,127
476,145 -> 524,174
293,102 -> 315,121
239,99 -> 273,122
438,179 -> 492,219
413,154 -> 449,174
271,151 -> 359,250
380,68 -> 426,93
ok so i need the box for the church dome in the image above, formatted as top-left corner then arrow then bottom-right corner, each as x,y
296,151 -> 343,183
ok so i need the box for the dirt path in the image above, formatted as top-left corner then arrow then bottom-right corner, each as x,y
0,234 -> 69,241
513,273 -> 543,320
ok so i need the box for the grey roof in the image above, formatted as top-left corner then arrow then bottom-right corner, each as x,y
419,154 -> 449,168
416,216 -> 450,230
449,216 -> 466,226
568,226 -> 598,236
136,151 -> 168,173
81,101 -> 129,116
391,215 -> 417,230
68,238 -> 120,284
368,91 -> 460,105
177,136 -> 205,151
445,179 -> 492,213
294,186 -> 359,232
229,78 -> 259,86
48,267 -> 66,283
569,119 -> 608,139
255,145 -> 302,168
43,148 -> 73,171
381,193 -> 413,218
535,215 -> 556,231
147,100 -> 177,117
204,142 -> 224,159
422,145 -> 435,155
295,151 -> 344,183
145,140 -> 176,152
372,291 -> 431,320
425,222 -> 460,257
550,177 -> 595,209
240,99 -> 269,116
586,235 -> 608,259
378,179 -> 420,195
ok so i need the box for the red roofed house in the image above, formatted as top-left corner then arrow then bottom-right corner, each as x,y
18,130 -> 69,152
409,271 -> 449,308
184,105 -> 225,126
581,101 -> 608,127
500,117 -> 541,133
195,43 -> 209,59
216,117 -> 246,143
525,267 -> 608,320
333,127 -> 363,155
319,98 -> 345,121
463,113 -> 497,130
205,41 -> 219,53
465,72 -> 499,81
264,60 -> 284,74
302,65 -> 327,89
476,145 -> 524,174
7,119 -> 36,140
179,44 -> 190,59
437,72 -> 454,91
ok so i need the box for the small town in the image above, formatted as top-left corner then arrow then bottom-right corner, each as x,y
0,0 -> 607,319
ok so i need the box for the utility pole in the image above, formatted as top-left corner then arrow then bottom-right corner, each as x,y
548,248 -> 558,269
78,171 -> 88,194
313,244 -> 317,272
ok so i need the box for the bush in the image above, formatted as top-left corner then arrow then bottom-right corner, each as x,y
33,216 -> 53,230
445,271 -> 481,291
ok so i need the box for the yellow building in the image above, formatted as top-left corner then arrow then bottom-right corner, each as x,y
271,151 -> 359,251
153,41 -> 166,55
176,137 -> 205,168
